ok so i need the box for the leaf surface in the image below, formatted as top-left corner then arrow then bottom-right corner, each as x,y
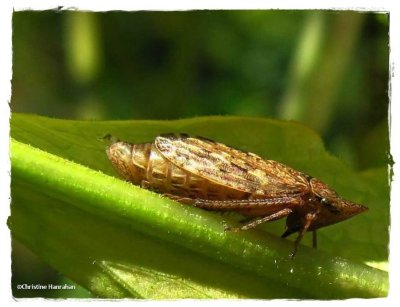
9,113 -> 389,298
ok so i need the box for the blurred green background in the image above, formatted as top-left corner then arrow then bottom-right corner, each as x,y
11,10 -> 389,298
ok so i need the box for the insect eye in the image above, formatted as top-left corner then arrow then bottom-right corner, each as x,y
320,198 -> 340,214
321,198 -> 330,205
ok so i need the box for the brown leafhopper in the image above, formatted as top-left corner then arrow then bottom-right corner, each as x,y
106,133 -> 368,256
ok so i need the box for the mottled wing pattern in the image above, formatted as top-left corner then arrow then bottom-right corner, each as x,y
155,134 -> 309,197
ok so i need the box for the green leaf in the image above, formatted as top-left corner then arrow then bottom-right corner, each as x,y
10,113 -> 389,298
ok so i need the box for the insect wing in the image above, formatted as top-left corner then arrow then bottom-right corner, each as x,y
155,134 -> 309,196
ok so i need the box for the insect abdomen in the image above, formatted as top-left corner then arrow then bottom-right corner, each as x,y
108,141 -> 249,200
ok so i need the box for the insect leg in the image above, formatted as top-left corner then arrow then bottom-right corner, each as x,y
194,196 -> 300,211
225,208 -> 293,232
289,212 -> 318,258
163,193 -> 195,205
312,230 -> 317,249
